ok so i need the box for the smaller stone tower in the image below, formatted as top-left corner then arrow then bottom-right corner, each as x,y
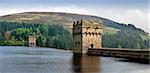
73,19 -> 102,53
28,36 -> 36,47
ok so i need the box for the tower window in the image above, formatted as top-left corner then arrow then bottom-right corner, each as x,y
85,32 -> 88,36
95,33 -> 98,35
78,42 -> 80,45
95,27 -> 98,29
91,44 -> 94,48
76,42 -> 78,45
98,33 -> 101,35
88,32 -> 91,35
92,32 -> 94,35
86,27 -> 90,30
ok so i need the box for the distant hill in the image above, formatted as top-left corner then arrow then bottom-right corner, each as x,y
0,12 -> 149,49
0,12 -> 148,34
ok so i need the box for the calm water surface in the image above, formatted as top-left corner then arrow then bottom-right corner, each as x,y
0,46 -> 149,73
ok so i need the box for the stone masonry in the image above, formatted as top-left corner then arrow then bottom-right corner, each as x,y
28,36 -> 36,47
73,19 -> 102,53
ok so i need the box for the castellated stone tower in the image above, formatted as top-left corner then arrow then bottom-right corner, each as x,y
28,36 -> 36,47
73,19 -> 102,53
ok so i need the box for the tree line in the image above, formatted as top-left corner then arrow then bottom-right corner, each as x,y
0,21 -> 149,49
0,21 -> 73,49
102,30 -> 149,49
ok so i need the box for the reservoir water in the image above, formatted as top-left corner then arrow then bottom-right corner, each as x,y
0,46 -> 149,73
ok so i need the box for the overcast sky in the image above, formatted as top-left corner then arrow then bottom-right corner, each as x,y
0,0 -> 149,32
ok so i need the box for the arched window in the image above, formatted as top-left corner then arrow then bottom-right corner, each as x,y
85,32 -> 88,36
88,32 -> 91,35
95,33 -> 98,35
98,33 -> 101,35
92,32 -> 94,35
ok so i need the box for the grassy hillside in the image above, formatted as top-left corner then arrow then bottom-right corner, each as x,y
0,12 -> 120,33
0,12 -> 149,49
0,12 -> 147,34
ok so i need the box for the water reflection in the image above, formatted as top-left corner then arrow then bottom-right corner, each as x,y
72,54 -> 101,73
0,46 -> 149,73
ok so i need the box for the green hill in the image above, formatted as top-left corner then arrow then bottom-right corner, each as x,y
0,12 -> 149,49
